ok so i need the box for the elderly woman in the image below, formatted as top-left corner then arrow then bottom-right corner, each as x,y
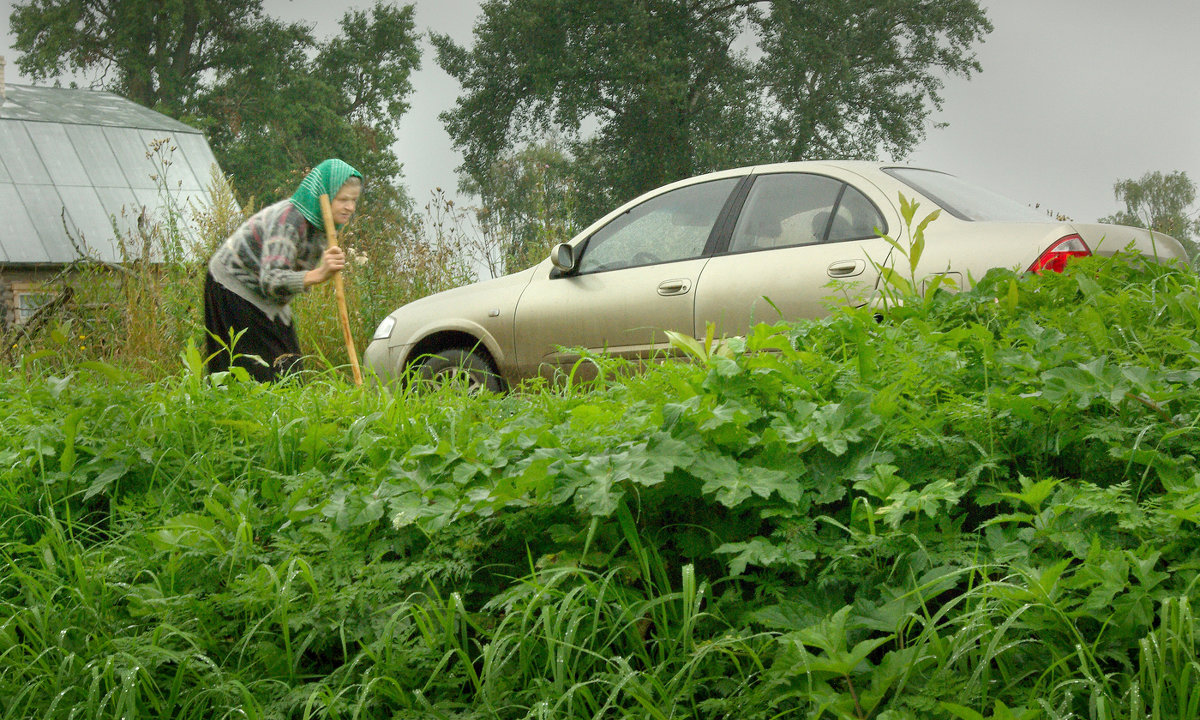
204,158 -> 362,381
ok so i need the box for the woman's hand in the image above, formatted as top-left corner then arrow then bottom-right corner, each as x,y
304,246 -> 347,286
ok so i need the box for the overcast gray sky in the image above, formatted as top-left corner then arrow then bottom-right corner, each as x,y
4,0 -> 1198,224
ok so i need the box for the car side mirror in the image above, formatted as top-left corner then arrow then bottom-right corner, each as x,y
550,243 -> 577,274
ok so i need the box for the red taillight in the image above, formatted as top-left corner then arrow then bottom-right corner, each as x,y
1028,234 -> 1091,274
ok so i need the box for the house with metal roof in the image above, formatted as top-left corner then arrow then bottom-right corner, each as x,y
0,64 -> 224,327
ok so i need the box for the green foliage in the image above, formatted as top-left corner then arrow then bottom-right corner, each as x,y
4,252 -> 1200,718
11,0 -> 262,112
434,0 -> 992,219
1100,170 -> 1200,262
9,0 -> 422,203
873,193 -> 952,310
462,136 -> 583,276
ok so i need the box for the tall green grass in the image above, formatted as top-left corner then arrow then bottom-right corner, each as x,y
3,252 -> 1200,718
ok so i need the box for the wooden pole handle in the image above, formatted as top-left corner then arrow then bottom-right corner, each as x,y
319,194 -> 363,386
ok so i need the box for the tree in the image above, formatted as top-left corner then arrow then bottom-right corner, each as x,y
461,136 -> 582,275
432,0 -> 992,221
1100,171 -> 1200,260
10,0 -> 420,204
11,0 -> 265,113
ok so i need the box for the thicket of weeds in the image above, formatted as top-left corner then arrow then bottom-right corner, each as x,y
3,250 -> 1200,719
2,150 -> 493,380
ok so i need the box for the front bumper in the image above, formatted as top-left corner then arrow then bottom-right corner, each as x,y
362,340 -> 409,384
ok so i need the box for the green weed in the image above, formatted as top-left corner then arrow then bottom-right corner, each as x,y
2,252 -> 1200,718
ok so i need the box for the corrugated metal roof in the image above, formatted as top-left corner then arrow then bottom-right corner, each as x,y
0,83 -> 223,265
0,83 -> 196,131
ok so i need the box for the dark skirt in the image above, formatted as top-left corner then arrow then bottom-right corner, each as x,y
203,271 -> 303,382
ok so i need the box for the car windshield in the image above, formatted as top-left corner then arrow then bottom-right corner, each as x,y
884,168 -> 1049,222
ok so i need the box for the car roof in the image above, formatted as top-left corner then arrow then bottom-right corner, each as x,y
584,161 -> 922,230
641,160 -> 938,192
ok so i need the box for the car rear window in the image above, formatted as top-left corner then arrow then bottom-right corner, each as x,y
884,168 -> 1048,222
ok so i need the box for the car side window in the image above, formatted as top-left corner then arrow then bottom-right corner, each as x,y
728,174 -> 887,252
576,178 -> 738,274
827,185 -> 887,241
729,173 -> 843,253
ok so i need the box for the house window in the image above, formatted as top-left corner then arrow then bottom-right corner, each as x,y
13,286 -> 55,324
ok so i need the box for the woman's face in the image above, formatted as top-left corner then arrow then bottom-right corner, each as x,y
331,181 -> 361,225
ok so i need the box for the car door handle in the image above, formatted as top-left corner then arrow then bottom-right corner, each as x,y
827,259 -> 866,278
657,278 -> 692,296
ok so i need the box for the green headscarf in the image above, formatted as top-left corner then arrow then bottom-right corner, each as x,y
289,159 -> 363,228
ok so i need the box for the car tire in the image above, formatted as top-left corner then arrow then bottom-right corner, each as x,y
414,347 -> 504,394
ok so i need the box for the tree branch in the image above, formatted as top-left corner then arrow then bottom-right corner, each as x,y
692,0 -> 771,24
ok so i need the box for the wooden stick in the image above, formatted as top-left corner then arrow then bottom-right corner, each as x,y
319,194 -> 363,386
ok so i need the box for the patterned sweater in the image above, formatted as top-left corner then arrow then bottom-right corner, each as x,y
208,199 -> 324,323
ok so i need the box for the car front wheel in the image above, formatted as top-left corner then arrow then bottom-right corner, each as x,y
414,347 -> 503,394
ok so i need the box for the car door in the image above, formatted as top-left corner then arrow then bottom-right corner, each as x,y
694,172 -> 896,338
512,177 -> 742,379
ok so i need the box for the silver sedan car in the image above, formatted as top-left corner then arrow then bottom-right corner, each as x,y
364,161 -> 1187,391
